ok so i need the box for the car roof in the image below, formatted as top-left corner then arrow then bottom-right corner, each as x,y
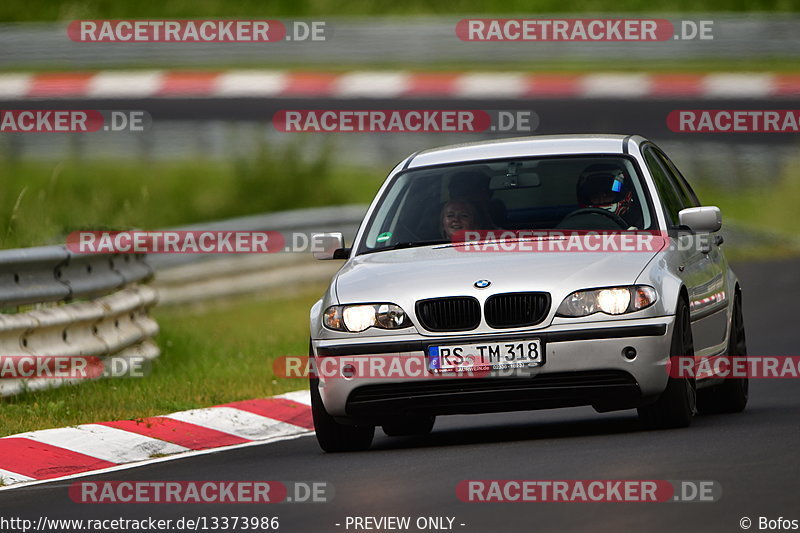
406,134 -> 647,169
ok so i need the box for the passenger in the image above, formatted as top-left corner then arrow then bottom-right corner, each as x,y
447,169 -> 505,228
440,200 -> 478,241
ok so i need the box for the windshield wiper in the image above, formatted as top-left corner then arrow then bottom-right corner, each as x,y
362,240 -> 451,254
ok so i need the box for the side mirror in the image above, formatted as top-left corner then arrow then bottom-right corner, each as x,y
678,206 -> 722,234
312,232 -> 349,260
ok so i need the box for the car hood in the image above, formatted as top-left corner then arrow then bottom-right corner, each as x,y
334,245 -> 659,311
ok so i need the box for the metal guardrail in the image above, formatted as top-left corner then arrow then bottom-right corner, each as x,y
0,246 -> 152,307
149,205 -> 366,304
0,205 -> 366,395
0,15 -> 798,69
0,286 -> 160,396
147,205 -> 366,269
0,246 -> 158,396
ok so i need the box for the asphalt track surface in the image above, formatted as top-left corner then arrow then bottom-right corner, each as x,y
1,258 -> 798,532
2,97 -> 800,144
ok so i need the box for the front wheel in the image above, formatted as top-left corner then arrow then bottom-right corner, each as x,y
698,289 -> 749,414
311,377 -> 374,452
638,297 -> 696,429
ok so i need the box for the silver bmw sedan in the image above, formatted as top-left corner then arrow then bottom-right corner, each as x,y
309,134 -> 748,452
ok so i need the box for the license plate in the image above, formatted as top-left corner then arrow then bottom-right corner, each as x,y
428,340 -> 543,372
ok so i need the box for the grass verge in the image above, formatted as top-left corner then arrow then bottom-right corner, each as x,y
0,143 -> 383,249
694,166 -> 800,261
696,179 -> 800,238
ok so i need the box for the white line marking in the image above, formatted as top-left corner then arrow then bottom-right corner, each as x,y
0,431 -> 313,491
164,406 -> 307,440
0,391 -> 315,488
0,74 -> 33,98
216,70 -> 287,97
582,74 -> 652,98
87,71 -> 163,98
334,71 -> 410,98
704,73 -> 774,98
0,468 -> 34,484
10,424 -> 189,463
455,73 -> 527,98
276,389 -> 311,406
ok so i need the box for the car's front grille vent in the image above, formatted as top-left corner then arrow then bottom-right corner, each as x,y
416,297 -> 481,332
348,371 -> 638,404
484,292 -> 550,329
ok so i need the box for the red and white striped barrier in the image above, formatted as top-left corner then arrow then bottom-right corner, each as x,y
0,71 -> 798,99
0,390 -> 312,488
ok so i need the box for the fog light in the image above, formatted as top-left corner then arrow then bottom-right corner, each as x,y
342,364 -> 356,379
622,346 -> 637,360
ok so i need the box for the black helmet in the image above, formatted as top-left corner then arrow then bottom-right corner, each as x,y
576,163 -> 634,217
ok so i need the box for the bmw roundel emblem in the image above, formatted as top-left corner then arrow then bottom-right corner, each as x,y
474,279 -> 491,289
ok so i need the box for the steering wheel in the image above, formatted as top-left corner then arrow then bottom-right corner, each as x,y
557,207 -> 630,229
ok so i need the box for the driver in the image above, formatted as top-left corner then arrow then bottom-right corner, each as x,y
575,164 -> 638,227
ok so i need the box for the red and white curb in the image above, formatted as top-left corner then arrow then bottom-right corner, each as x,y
0,390 -> 312,489
0,71 -> 798,99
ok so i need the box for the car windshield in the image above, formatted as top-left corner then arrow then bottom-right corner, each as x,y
357,155 -> 654,254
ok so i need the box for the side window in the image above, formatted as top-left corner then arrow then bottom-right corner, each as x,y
643,147 -> 684,227
654,149 -> 701,207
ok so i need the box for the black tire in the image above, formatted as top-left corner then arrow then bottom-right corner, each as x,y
638,296 -> 697,429
382,416 -> 436,437
310,376 -> 374,452
698,290 -> 749,414
308,339 -> 374,452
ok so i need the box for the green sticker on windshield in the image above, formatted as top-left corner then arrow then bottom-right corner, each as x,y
377,232 -> 392,243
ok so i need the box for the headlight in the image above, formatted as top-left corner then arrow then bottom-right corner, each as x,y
323,303 -> 411,332
343,306 -> 377,332
556,286 -> 657,317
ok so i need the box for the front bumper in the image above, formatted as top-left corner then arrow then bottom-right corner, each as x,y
312,316 -> 674,422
